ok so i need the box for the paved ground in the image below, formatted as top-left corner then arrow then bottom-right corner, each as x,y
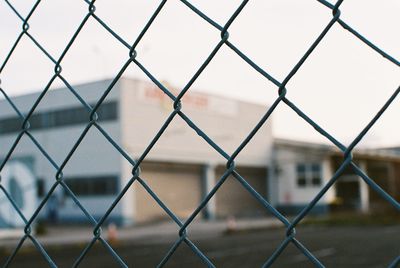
0,221 -> 399,267
0,218 -> 282,247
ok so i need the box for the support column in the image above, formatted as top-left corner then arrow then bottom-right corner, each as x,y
202,163 -> 216,220
358,161 -> 370,213
387,162 -> 396,197
324,157 -> 336,205
267,147 -> 278,207
267,163 -> 278,207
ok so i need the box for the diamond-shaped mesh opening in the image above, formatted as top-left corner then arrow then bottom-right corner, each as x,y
356,93 -> 400,147
59,18 -> 130,88
0,4 -> 21,61
12,85 -> 99,165
293,225 -> 400,267
262,241 -> 318,268
286,24 -> 400,142
186,43 -> 277,105
68,239 -> 125,267
59,126 -> 126,221
133,1 -> 222,88
214,166 -> 271,218
338,1 -> 400,60
1,238 -> 54,267
272,102 -> 329,143
1,0 -> 37,19
0,143 -> 44,226
26,0 -> 88,59
92,1 -> 163,45
134,162 -> 221,226
129,114 -> 228,222
0,36 -> 55,95
161,241 -> 208,268
226,0 -> 333,81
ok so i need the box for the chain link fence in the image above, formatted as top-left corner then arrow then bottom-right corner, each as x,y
0,0 -> 399,267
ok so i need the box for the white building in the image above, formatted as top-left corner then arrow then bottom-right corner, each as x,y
271,139 -> 336,215
272,139 -> 400,215
0,78 -> 273,226
2,78 -> 397,228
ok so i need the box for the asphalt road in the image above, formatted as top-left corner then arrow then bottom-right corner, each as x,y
1,225 -> 399,267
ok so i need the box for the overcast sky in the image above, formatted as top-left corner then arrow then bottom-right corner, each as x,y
0,0 -> 399,148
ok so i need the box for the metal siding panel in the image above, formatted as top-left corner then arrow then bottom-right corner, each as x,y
215,167 -> 268,218
135,162 -> 202,222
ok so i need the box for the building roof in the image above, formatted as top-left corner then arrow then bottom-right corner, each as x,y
274,138 -> 333,151
0,77 -> 268,110
274,138 -> 400,162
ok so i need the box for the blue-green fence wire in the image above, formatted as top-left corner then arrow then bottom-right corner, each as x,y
0,0 -> 399,267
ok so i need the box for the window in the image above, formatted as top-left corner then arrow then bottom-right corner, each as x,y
37,179 -> 46,197
0,101 -> 118,135
64,175 -> 118,196
311,164 -> 322,186
296,163 -> 322,187
0,117 -> 23,133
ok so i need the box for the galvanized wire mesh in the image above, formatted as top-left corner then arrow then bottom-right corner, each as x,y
0,0 -> 399,267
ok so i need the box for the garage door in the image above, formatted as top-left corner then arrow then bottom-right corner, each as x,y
215,166 -> 268,218
135,162 -> 202,223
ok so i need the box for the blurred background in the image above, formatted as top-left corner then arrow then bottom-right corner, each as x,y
0,0 -> 399,267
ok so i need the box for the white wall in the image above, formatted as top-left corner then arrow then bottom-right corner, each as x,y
119,78 -> 274,222
0,77 -> 274,224
274,142 -> 335,206
120,78 -> 273,167
0,79 -> 124,221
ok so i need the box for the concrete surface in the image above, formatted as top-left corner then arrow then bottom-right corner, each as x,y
0,220 -> 398,267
